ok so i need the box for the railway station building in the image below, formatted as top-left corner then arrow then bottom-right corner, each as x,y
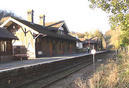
83,37 -> 103,51
0,10 -> 79,59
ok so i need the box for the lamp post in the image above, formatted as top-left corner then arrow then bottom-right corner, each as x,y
91,48 -> 96,72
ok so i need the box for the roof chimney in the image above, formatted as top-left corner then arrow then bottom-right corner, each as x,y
27,9 -> 34,23
39,15 -> 45,26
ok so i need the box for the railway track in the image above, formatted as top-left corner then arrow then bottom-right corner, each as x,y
41,60 -> 92,88
18,60 -> 92,88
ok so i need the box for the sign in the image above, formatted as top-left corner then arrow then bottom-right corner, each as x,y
91,49 -> 96,55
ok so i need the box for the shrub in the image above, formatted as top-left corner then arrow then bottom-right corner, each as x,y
74,52 -> 129,88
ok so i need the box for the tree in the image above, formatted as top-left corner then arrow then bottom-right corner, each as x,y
0,10 -> 18,24
102,36 -> 107,49
78,33 -> 85,38
89,0 -> 129,47
105,28 -> 121,51
84,32 -> 89,38
93,29 -> 107,49
87,32 -> 94,38
94,29 -> 103,38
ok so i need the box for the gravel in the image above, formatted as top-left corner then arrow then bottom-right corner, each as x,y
45,52 -> 115,88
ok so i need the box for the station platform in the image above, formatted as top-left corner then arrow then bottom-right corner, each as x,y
0,51 -> 105,72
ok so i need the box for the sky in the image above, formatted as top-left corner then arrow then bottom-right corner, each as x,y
0,0 -> 110,34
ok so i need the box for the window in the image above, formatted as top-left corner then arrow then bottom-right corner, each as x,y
0,41 -> 7,52
59,27 -> 64,31
58,27 -> 64,35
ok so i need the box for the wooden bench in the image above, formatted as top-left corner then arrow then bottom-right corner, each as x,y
14,54 -> 28,61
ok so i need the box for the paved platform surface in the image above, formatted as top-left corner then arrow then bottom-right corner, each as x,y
0,51 -> 105,72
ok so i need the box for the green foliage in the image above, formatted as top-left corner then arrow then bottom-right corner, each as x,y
89,0 -> 129,46
105,29 -> 121,49
77,33 -> 85,38
84,32 -> 89,38
120,30 -> 129,46
84,29 -> 104,39
94,29 -> 103,38
86,32 -> 94,38
89,0 -> 129,14
102,37 -> 106,49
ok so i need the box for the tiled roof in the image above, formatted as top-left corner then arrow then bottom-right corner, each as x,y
0,27 -> 17,40
83,40 -> 97,44
45,21 -> 63,28
12,17 -> 78,41
45,21 -> 69,33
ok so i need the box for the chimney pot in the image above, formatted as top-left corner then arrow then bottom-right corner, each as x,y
27,9 -> 34,23
39,14 -> 45,26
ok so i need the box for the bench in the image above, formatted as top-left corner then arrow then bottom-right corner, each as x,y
14,54 -> 28,61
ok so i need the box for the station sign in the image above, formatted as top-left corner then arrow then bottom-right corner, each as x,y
91,49 -> 96,55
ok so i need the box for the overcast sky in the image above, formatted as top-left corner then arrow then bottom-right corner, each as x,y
0,0 -> 110,33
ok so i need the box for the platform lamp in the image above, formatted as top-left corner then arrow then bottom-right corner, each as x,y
91,46 -> 96,72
